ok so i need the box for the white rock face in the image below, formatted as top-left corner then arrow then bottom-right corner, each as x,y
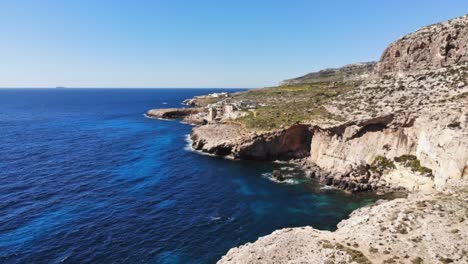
310,108 -> 468,191
383,165 -> 435,193
376,15 -> 468,77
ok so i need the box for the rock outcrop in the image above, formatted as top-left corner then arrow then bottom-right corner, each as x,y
146,108 -> 202,119
190,123 -> 245,156
309,108 -> 468,192
219,183 -> 468,264
146,108 -> 206,125
233,124 -> 313,160
190,124 -> 313,160
376,15 -> 468,77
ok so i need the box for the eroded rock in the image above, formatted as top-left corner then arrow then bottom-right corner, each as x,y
219,184 -> 468,264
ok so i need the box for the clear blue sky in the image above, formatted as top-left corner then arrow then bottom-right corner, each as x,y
0,0 -> 466,88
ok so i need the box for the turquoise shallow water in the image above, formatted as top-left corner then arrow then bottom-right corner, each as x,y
0,88 -> 380,263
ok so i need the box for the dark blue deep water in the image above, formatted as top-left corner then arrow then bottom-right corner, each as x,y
0,89 -> 380,263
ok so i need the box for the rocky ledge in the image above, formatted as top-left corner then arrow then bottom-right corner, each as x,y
146,108 -> 206,125
219,183 -> 468,264
190,123 -> 313,160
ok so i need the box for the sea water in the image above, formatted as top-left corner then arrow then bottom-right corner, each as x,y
0,88 -> 380,263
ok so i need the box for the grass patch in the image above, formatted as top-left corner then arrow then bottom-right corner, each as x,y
232,81 -> 356,131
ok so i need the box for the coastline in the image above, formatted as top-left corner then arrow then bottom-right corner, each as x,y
218,183 -> 468,264
145,14 -> 468,263
148,103 -> 467,262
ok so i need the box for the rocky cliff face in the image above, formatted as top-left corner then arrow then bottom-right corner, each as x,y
233,124 -> 312,160
309,108 -> 468,192
190,124 -> 313,160
308,15 -> 468,192
376,15 -> 468,77
182,15 -> 468,194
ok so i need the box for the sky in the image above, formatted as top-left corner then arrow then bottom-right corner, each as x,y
0,1 -> 466,88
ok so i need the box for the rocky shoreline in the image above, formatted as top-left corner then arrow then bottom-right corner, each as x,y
146,15 -> 468,263
219,182 -> 468,264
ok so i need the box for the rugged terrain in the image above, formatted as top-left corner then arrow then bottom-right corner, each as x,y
146,15 -> 468,194
147,15 -> 468,263
219,183 -> 468,264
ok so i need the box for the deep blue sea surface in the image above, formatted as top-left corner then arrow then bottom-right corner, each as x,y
0,89 -> 380,263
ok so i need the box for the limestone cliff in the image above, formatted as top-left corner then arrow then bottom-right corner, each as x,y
376,15 -> 468,77
309,108 -> 468,192
190,124 -> 313,160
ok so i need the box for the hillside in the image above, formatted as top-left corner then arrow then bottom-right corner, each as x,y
280,62 -> 376,86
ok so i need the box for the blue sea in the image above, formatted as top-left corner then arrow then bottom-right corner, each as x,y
0,88 -> 380,263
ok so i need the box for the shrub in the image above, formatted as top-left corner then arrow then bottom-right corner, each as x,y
370,155 -> 395,174
394,155 -> 433,177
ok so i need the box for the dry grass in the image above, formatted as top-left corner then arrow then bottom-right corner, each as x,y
231,81 -> 357,131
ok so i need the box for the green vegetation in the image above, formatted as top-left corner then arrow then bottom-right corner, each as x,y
370,155 -> 396,174
394,155 -> 433,177
232,81 -> 357,131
